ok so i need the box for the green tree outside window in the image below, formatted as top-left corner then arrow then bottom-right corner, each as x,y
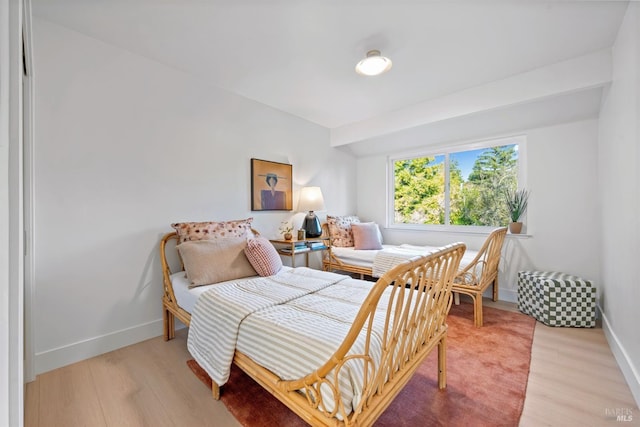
393,144 -> 518,227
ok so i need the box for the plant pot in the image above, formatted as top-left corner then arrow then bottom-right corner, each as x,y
509,222 -> 523,234
284,232 -> 292,240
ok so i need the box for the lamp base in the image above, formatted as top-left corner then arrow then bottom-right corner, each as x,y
302,211 -> 322,238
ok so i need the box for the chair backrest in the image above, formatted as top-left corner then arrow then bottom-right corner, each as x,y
482,227 -> 508,284
456,227 -> 508,286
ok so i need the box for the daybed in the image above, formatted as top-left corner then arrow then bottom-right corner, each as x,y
160,219 -> 466,426
321,217 -> 507,327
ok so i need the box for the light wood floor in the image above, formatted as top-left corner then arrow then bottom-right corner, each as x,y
25,300 -> 639,427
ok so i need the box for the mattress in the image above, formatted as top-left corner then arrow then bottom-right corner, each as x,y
170,267 -> 292,314
330,244 -> 396,266
331,244 -> 479,278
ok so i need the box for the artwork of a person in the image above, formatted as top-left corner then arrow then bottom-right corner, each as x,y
261,173 -> 287,209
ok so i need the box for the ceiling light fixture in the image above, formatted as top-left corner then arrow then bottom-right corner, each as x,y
355,50 -> 393,76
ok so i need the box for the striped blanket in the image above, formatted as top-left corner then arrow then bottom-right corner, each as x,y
372,244 -> 441,277
187,267 -> 390,417
372,244 -> 480,279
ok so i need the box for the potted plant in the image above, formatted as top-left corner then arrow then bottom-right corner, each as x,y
505,188 -> 530,234
278,221 -> 293,240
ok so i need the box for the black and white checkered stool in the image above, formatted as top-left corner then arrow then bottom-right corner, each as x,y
517,271 -> 596,327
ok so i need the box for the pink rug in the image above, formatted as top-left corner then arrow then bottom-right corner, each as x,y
188,302 -> 536,426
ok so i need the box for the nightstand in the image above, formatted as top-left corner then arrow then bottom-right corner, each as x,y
269,237 -> 330,268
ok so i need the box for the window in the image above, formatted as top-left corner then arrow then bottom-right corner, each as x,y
389,136 -> 525,230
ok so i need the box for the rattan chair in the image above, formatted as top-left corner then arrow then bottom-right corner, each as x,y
452,227 -> 508,327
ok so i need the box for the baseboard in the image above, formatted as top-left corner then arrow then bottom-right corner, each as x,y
601,307 -> 640,408
498,287 -> 517,303
34,318 -> 163,375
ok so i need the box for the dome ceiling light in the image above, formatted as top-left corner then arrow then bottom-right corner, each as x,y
355,50 -> 393,76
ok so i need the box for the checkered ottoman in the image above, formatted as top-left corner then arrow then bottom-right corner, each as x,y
517,271 -> 596,327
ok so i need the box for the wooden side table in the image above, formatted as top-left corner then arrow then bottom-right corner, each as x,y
269,237 -> 330,268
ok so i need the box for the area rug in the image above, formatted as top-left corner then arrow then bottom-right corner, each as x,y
187,302 -> 536,427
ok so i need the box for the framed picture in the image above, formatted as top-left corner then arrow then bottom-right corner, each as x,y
251,158 -> 293,211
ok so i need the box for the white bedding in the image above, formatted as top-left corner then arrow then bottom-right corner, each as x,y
170,267 -> 293,313
186,267 -> 391,417
331,244 -> 479,278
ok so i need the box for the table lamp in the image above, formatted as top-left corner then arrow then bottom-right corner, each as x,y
298,186 -> 325,238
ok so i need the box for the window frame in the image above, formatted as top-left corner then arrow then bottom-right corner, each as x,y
387,135 -> 527,233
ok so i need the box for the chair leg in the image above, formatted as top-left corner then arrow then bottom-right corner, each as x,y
492,277 -> 499,302
453,292 -> 460,305
474,295 -> 484,327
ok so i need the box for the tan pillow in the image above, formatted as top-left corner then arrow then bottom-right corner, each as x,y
171,218 -> 254,243
177,238 -> 257,288
327,215 -> 361,247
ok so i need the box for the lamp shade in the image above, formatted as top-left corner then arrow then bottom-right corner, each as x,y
299,187 -> 325,238
298,187 -> 325,212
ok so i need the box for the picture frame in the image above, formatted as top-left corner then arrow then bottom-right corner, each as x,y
251,158 -> 293,211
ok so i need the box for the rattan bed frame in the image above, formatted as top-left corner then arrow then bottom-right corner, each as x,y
321,225 -> 508,327
160,231 -> 465,426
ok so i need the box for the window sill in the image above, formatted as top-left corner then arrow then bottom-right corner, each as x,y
385,225 -> 532,238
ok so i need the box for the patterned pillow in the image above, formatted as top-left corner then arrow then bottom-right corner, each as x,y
171,218 -> 254,243
177,237 -> 257,288
352,222 -> 383,250
244,237 -> 283,276
326,215 -> 361,247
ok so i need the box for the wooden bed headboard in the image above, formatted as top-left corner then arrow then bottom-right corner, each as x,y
160,232 -> 190,340
159,228 -> 262,340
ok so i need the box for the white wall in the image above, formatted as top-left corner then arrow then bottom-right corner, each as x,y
598,2 -> 640,405
357,119 -> 601,303
32,18 -> 357,374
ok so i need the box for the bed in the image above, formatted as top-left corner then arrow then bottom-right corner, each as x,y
321,218 -> 508,327
160,222 -> 466,426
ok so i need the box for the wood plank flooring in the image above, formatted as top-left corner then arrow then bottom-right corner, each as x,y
25,300 -> 639,427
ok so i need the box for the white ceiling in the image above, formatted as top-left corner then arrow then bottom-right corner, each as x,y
32,0 -> 629,146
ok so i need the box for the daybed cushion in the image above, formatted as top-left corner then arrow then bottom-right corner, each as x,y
351,222 -> 383,250
244,237 -> 283,276
177,237 -> 257,287
171,218 -> 254,243
327,215 -> 360,247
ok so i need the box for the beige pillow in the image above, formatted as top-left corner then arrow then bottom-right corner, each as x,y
177,237 -> 257,288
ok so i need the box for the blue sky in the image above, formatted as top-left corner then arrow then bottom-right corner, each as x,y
451,149 -> 480,180
414,144 -> 518,181
452,144 -> 518,180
